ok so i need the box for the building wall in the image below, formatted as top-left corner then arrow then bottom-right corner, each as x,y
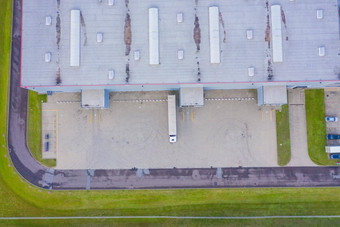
30,80 -> 340,94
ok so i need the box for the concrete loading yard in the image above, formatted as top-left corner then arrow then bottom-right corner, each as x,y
42,90 -> 277,170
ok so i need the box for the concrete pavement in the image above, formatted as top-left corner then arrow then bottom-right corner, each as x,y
287,89 -> 315,166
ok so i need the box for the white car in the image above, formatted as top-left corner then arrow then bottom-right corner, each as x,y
325,116 -> 338,122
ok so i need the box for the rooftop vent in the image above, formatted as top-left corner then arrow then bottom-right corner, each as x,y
177,13 -> 183,23
246,29 -> 253,40
108,0 -> 114,6
45,16 -> 52,26
108,70 -> 115,79
96,32 -> 103,43
177,49 -> 184,60
248,67 -> 255,77
318,46 -> 325,57
45,52 -> 52,62
134,50 -> 140,60
317,9 -> 323,19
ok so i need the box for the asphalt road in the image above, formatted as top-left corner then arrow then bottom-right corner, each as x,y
7,0 -> 340,190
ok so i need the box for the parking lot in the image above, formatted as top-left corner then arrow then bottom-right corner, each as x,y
325,88 -> 340,146
41,110 -> 57,159
42,90 -> 278,169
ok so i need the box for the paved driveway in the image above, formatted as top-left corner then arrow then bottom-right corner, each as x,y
287,89 -> 315,166
325,88 -> 340,146
43,90 -> 278,169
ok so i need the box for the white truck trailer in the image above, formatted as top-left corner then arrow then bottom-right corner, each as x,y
325,146 -> 340,154
168,95 -> 177,143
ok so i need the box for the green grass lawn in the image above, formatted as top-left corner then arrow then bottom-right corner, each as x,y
1,0 -> 340,225
276,104 -> 291,166
2,218 -> 340,227
305,89 -> 338,165
27,91 -> 56,167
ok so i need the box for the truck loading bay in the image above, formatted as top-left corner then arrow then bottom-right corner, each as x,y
42,89 -> 278,169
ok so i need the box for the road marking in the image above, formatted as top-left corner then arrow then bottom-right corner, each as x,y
99,113 -> 101,123
191,112 -> 193,122
270,110 -> 273,121
0,215 -> 340,220
90,114 -> 92,124
182,112 -> 184,122
42,109 -> 58,158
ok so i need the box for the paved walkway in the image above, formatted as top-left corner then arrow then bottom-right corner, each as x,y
287,89 -> 316,166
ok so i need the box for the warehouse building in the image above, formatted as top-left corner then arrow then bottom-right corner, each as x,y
21,0 -> 340,108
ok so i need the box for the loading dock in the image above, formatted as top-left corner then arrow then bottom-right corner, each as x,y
179,87 -> 204,107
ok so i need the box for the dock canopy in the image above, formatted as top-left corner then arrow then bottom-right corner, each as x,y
81,89 -> 109,109
180,87 -> 204,107
258,85 -> 287,106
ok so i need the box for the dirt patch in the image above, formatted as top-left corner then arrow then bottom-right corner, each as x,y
80,12 -> 87,46
124,13 -> 132,56
265,1 -> 271,48
267,60 -> 273,80
219,12 -> 227,43
56,13 -> 61,49
281,8 -> 289,41
281,8 -> 287,29
126,63 -> 130,83
56,67 -> 61,85
193,15 -> 201,52
197,60 -> 201,82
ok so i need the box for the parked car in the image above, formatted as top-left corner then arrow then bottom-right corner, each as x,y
330,154 -> 340,159
327,134 -> 340,140
325,116 -> 338,122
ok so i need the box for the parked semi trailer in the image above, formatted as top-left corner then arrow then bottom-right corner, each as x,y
168,95 -> 177,143
325,146 -> 340,154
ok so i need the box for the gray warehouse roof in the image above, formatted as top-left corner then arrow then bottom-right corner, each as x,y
21,0 -> 340,88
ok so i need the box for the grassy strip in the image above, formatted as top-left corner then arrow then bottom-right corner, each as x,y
2,218 -> 340,227
0,0 -> 45,217
27,91 -> 56,167
305,89 -> 337,165
1,0 -> 340,224
276,104 -> 291,166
